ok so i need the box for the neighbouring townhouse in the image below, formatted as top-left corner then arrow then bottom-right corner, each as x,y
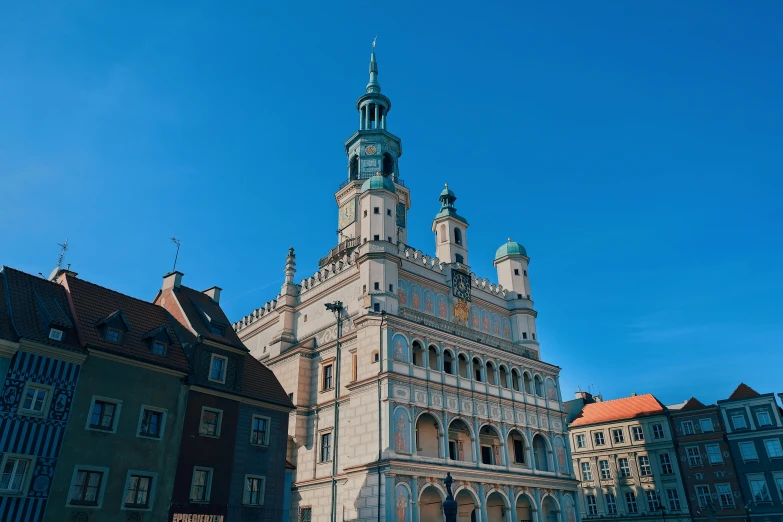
46,270 -> 192,521
155,271 -> 294,522
669,397 -> 747,522
0,267 -> 85,521
718,384 -> 783,522
566,392 -> 691,522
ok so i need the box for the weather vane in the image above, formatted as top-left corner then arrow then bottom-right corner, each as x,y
170,237 -> 181,272
372,35 -> 377,49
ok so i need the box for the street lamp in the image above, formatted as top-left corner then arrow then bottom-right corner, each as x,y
324,301 -> 344,522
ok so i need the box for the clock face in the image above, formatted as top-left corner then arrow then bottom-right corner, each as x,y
452,270 -> 471,301
338,198 -> 356,229
364,145 -> 377,155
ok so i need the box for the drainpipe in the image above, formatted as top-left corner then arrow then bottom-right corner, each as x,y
325,301 -> 344,522
377,311 -> 386,522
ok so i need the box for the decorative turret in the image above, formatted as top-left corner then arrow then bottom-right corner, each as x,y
359,172 -> 400,245
432,184 -> 469,266
283,247 -> 296,285
494,239 -> 531,299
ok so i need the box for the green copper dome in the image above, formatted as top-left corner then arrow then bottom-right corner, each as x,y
495,239 -> 527,260
361,174 -> 396,193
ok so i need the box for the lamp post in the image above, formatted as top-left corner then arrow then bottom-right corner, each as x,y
325,301 -> 344,522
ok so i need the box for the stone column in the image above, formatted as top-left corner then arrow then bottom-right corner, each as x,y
410,476 -> 420,522
375,104 -> 380,129
385,474 -> 395,522
478,483 -> 489,522
533,488 -> 542,522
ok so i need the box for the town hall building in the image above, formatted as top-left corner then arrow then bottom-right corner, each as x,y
233,51 -> 579,522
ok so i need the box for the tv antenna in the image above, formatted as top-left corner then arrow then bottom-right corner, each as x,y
56,239 -> 69,273
170,238 -> 181,272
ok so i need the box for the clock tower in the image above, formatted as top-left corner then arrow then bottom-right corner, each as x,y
334,50 -> 410,246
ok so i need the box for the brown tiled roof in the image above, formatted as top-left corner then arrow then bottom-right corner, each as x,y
679,397 -> 709,411
570,394 -> 665,427
164,285 -> 247,351
62,274 -> 191,373
242,353 -> 294,408
1,267 -> 83,352
0,270 -> 17,342
728,383 -> 761,401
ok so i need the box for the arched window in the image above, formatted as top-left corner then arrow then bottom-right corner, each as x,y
443,350 -> 455,375
507,429 -> 527,466
454,227 -> 463,245
534,376 -> 544,397
412,341 -> 425,367
447,419 -> 473,462
472,357 -> 483,382
382,153 -> 394,177
349,155 -> 358,179
511,369 -> 521,392
428,345 -> 439,371
533,435 -> 549,471
523,372 -> 533,394
415,413 -> 441,458
486,362 -> 497,385
440,224 -> 447,243
499,365 -> 509,389
458,354 -> 469,378
479,425 -> 502,465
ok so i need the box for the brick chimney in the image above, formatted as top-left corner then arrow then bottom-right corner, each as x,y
162,271 -> 183,291
203,286 -> 222,304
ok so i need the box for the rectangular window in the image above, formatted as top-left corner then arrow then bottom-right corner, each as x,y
0,456 -> 32,494
586,495 -> 597,515
576,434 -> 585,448
449,440 -> 458,460
682,421 -> 695,435
739,441 -> 758,460
625,492 -> 638,513
243,475 -> 265,506
351,353 -> 357,382
646,490 -> 660,511
88,398 -> 120,432
199,407 -> 222,437
190,467 -> 212,502
69,468 -> 105,506
210,324 -> 225,336
706,444 -> 723,464
21,384 -> 49,415
373,234 -> 380,241
581,462 -> 593,481
513,439 -> 525,463
765,439 -> 783,458
700,418 -> 714,432
49,328 -> 64,340
300,507 -> 312,522
594,432 -> 605,446
632,426 -> 644,441
659,453 -> 673,474
732,414 -> 747,429
124,474 -> 152,509
695,485 -> 711,508
612,428 -> 625,443
106,327 -> 121,343
374,282 -> 380,290
209,354 -> 227,383
638,455 -> 652,476
151,341 -> 166,356
666,489 -> 681,511
776,477 -> 783,502
687,447 -> 703,466
387,209 -> 392,216
251,416 -> 269,445
618,458 -> 631,478
389,284 -> 394,292
716,484 -> 734,507
481,446 -> 493,465
605,493 -> 617,515
138,407 -> 166,439
749,477 -> 771,502
373,303 -> 380,312
323,364 -> 333,390
373,207 -> 379,214
757,411 -> 773,426
514,269 -> 520,275
320,432 -> 332,462
652,423 -> 664,439
599,460 -> 611,479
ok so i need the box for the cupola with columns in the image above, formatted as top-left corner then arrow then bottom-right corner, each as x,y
431,183 -> 469,266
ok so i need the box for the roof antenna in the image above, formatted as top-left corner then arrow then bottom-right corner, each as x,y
170,238 -> 181,272
56,239 -> 69,273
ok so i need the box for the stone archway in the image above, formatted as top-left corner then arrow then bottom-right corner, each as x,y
516,494 -> 535,522
419,485 -> 445,522
455,488 -> 479,522
486,491 -> 510,522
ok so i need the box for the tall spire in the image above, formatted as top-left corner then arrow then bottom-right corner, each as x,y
366,50 -> 381,94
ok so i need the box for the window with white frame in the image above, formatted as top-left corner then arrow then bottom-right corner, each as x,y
123,471 -> 155,510
599,460 -> 611,479
594,432 -> 605,446
646,490 -> 660,511
612,428 -> 625,443
682,421 -> 695,435
209,354 -> 227,383
320,432 -> 332,462
250,415 -> 269,445
695,485 -> 711,508
757,410 -> 773,426
68,466 -> 108,507
765,439 -> 783,458
748,475 -> 770,502
775,476 -> 783,502
20,383 -> 51,416
716,484 -> 734,507
243,475 -> 265,506
86,396 -> 122,433
322,364 -> 334,391
739,441 -> 758,461
605,493 -> 617,515
638,455 -> 652,476
618,458 -> 631,478
732,414 -> 747,430
666,489 -> 681,511
625,491 -> 638,513
190,467 -> 212,502
700,418 -> 714,432
576,434 -> 586,448
706,444 -> 723,464
632,426 -> 644,441
686,447 -> 703,466
199,407 -> 222,437
586,494 -> 597,515
581,462 -> 593,481
137,406 -> 166,439
652,423 -> 665,439
659,453 -> 673,474
0,454 -> 34,495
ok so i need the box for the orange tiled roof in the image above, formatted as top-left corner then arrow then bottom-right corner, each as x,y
570,394 -> 665,427
728,383 -> 761,401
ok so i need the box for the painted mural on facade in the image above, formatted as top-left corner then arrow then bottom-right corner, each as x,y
546,378 -> 558,401
564,494 -> 576,522
392,333 -> 409,363
394,408 -> 411,454
395,484 -> 411,522
555,436 -> 567,472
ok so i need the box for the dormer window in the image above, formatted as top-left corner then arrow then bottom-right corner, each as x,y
106,328 -> 122,344
209,354 -> 228,384
49,328 -> 64,341
210,324 -> 225,336
151,341 -> 167,356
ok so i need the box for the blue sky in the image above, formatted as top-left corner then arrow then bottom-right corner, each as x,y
2,2 -> 781,405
